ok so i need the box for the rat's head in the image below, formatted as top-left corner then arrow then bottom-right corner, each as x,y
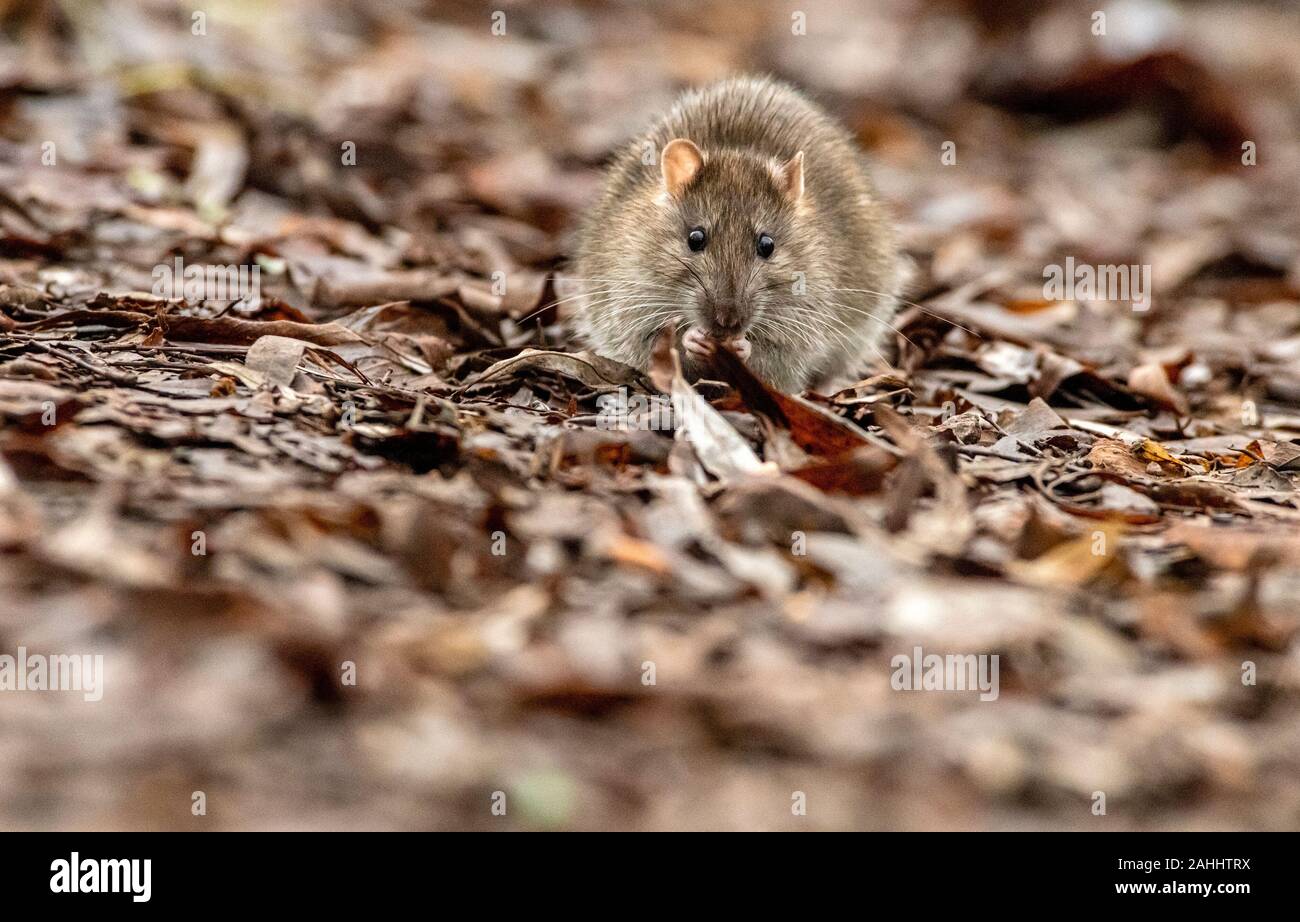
640,137 -> 811,342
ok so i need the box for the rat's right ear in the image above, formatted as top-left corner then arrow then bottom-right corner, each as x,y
661,139 -> 704,198
777,150 -> 804,203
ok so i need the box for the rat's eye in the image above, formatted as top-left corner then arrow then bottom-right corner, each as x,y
756,233 -> 775,259
687,227 -> 707,252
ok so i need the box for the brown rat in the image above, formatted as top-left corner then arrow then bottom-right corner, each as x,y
574,75 -> 904,393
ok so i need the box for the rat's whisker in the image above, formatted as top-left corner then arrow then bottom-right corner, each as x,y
601,299 -> 687,319
516,285 -> 664,324
608,304 -> 687,329
669,253 -> 711,298
815,298 -> 921,351
817,287 -> 980,338
753,317 -> 814,351
774,300 -> 856,342
624,309 -> 689,339
569,278 -> 676,289
785,303 -> 892,368
521,279 -> 693,324
761,312 -> 824,351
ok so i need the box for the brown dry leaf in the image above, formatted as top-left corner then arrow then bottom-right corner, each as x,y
603,533 -> 673,575
648,330 -> 766,482
1133,438 -> 1193,475
1127,362 -> 1189,414
874,404 -> 973,555
1005,523 -> 1127,588
1087,438 -> 1154,479
245,335 -> 310,389
469,348 -> 651,392
162,314 -> 368,348
787,446 -> 896,496
706,346 -> 879,459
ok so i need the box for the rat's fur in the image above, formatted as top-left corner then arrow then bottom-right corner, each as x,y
574,75 -> 903,393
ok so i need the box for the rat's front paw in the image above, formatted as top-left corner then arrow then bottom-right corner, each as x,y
684,328 -> 751,363
683,326 -> 716,357
728,337 -> 752,361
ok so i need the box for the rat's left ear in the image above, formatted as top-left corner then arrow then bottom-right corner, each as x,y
661,139 -> 705,198
777,151 -> 804,203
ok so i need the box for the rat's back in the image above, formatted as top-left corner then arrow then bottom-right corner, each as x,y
605,77 -> 876,228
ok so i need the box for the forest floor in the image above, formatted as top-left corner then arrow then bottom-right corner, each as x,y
3,0 -> 1300,830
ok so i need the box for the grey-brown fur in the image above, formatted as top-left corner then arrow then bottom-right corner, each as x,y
574,75 -> 903,393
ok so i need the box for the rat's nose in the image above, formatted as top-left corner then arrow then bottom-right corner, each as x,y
708,299 -> 746,337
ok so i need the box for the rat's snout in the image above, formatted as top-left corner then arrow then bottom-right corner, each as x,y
706,297 -> 747,338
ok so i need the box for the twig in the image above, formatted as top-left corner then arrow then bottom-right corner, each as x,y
954,444 -> 1042,463
19,339 -> 180,396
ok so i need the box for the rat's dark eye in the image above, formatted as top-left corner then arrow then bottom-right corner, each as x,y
756,233 -> 775,259
687,227 -> 707,252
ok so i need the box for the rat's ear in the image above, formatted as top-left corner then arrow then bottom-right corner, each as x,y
776,150 -> 804,203
661,139 -> 704,198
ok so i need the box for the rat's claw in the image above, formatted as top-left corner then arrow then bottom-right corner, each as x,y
728,337 -> 752,361
683,327 -> 715,357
